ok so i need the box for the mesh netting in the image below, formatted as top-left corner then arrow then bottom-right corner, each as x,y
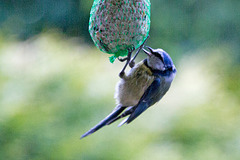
89,0 -> 151,63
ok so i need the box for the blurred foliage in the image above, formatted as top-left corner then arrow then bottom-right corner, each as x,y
0,0 -> 240,160
0,35 -> 239,160
0,0 -> 90,41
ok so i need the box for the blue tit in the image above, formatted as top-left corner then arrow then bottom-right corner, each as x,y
81,46 -> 177,139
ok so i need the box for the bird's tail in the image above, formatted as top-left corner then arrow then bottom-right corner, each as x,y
80,105 -> 125,139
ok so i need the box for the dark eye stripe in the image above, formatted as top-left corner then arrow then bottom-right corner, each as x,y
152,52 -> 164,62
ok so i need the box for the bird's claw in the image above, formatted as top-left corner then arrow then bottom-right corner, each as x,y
129,60 -> 135,68
118,57 -> 128,62
119,71 -> 125,78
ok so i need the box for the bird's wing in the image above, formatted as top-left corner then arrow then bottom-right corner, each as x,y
125,77 -> 161,124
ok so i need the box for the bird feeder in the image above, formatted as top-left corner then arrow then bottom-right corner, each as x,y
89,0 -> 151,63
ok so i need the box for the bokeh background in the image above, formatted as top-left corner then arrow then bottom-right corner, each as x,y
0,0 -> 240,159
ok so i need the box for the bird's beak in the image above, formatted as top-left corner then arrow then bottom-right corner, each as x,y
142,46 -> 153,56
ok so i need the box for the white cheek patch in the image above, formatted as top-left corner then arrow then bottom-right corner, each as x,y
155,63 -> 164,70
149,56 -> 164,70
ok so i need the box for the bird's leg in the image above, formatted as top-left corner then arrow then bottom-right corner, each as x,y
129,35 -> 150,68
119,47 -> 134,78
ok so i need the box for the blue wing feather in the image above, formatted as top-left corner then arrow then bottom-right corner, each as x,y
126,77 -> 161,124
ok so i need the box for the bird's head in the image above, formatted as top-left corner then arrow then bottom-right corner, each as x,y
143,46 -> 176,72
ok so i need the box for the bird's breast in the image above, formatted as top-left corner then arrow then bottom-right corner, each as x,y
115,61 -> 154,106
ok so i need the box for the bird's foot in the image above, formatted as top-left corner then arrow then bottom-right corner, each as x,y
119,71 -> 125,78
129,60 -> 135,68
118,57 -> 128,62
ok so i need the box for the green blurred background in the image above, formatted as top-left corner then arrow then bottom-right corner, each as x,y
0,0 -> 239,159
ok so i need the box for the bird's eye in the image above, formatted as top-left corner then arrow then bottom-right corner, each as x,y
168,66 -> 173,71
159,55 -> 164,63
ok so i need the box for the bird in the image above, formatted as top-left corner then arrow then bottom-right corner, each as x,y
81,46 -> 177,139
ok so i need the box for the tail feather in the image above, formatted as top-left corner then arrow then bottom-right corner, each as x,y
106,106 -> 135,125
80,105 -> 125,139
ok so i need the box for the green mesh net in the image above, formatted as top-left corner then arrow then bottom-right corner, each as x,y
89,0 -> 151,63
